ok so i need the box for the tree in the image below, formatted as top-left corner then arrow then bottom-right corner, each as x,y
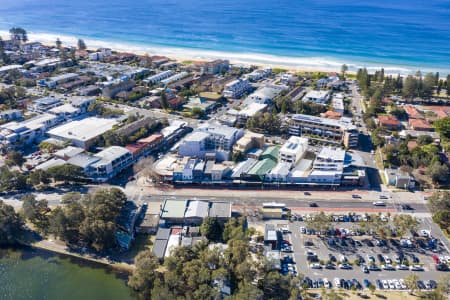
56,38 -> 62,50
258,271 -> 298,300
160,90 -> 169,110
61,192 -> 82,204
417,134 -> 433,146
392,215 -> 419,238
9,27 -> 28,43
21,194 -> 50,234
48,206 -> 68,240
428,161 -> 449,184
403,75 -> 418,99
434,116 -> 450,140
200,217 -> 223,242
304,211 -> 332,234
341,64 -> 348,80
46,165 -> 85,184
128,250 -> 161,299
0,37 -> 9,64
0,166 -> 28,192
77,38 -> 87,50
6,150 -> 24,167
404,273 -> 419,295
0,200 -> 24,245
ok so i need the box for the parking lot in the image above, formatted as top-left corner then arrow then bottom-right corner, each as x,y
274,214 -> 450,291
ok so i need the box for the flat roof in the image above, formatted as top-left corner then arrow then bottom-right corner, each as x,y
317,147 -> 345,162
35,158 -> 67,170
185,200 -> 209,218
54,146 -> 85,158
209,201 -> 231,218
155,227 -> 171,240
47,117 -> 118,142
152,239 -> 168,259
67,153 -> 100,169
161,199 -> 188,219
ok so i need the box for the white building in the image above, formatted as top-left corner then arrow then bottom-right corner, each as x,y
278,136 -> 308,166
144,70 -> 175,84
331,93 -> 345,114
160,72 -> 189,85
266,162 -> 291,182
47,117 -> 118,149
236,103 -> 267,125
223,79 -> 251,98
27,97 -> 62,113
37,73 -> 79,88
0,113 -> 59,148
303,90 -> 330,104
178,131 -> 210,158
246,85 -> 287,104
0,109 -> 22,122
308,147 -> 345,184
245,68 -> 271,81
89,146 -> 133,181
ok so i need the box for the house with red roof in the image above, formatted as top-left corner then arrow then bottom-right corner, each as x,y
378,115 -> 400,129
404,105 -> 423,119
409,118 -> 433,131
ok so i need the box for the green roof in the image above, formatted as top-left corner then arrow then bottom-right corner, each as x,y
247,158 -> 277,177
161,199 -> 188,219
261,146 -> 280,161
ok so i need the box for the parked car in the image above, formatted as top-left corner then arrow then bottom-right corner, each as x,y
352,194 -> 362,199
410,265 -> 424,271
363,279 -> 371,288
339,263 -> 352,270
382,264 -> 395,271
396,264 -> 409,270
310,263 -> 322,269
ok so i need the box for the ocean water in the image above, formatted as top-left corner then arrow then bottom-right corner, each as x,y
0,0 -> 449,74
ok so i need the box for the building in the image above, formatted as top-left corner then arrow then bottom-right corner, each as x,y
125,133 -> 163,159
245,68 -> 271,81
102,79 -> 135,98
331,93 -> 345,114
246,85 -> 287,104
46,117 -> 118,149
384,168 -> 415,189
307,147 -> 345,185
0,113 -> 59,149
409,119 -> 433,131
233,131 -> 265,153
160,72 -> 189,86
183,97 -> 217,113
37,73 -> 79,88
138,202 -> 161,234
378,115 -> 400,129
179,123 -> 243,161
223,79 -> 251,98
303,90 -> 330,104
278,136 -> 308,166
89,146 -> 133,181
288,114 -> 358,148
264,224 -> 282,248
27,97 -> 62,113
404,105 -> 423,119
236,103 -> 268,125
143,70 -> 175,84
201,59 -> 229,75
0,109 -> 22,122
266,162 -> 291,182
48,104 -> 83,121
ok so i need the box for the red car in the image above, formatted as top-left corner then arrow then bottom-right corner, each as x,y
431,254 -> 440,264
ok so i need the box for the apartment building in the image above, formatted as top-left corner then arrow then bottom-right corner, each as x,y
223,79 -> 251,98
278,136 -> 308,166
288,114 -> 358,148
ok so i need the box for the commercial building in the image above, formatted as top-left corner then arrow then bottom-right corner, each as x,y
236,102 -> 267,125
288,114 -> 358,148
331,93 -> 345,114
384,168 -> 415,189
179,123 -> 243,161
101,79 -> 135,98
27,97 -> 62,113
0,113 -> 59,149
223,79 -> 251,98
89,146 -> 133,181
0,109 -> 22,122
125,133 -> 163,159
278,136 -> 308,166
233,131 -> 265,154
46,117 -> 118,149
303,90 -> 330,104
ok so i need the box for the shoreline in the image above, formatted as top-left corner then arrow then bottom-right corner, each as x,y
1,29 -> 448,76
28,239 -> 135,273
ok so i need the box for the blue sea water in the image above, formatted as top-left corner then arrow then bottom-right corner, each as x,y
0,0 -> 449,73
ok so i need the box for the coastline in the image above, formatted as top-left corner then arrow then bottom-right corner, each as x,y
29,239 -> 135,273
1,29 -> 447,76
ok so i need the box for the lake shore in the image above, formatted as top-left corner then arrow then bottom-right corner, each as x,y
29,239 -> 135,273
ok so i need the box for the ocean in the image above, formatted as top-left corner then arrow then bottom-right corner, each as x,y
0,0 -> 449,74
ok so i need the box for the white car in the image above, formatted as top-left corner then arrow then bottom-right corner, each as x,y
394,280 -> 402,290
388,280 -> 395,289
396,264 -> 409,270
410,265 -> 424,271
384,255 -> 392,264
382,264 -> 395,271
373,201 -> 386,206
382,280 -> 389,289
334,278 -> 341,288
399,279 -> 407,289
310,263 -> 322,269
324,278 -> 331,288
366,254 -> 375,263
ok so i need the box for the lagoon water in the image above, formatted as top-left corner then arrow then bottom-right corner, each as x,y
0,0 -> 450,73
0,248 -> 135,300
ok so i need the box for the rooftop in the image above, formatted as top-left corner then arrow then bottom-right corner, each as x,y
209,202 -> 231,218
317,147 -> 345,162
161,199 -> 188,219
47,117 -> 118,142
184,200 -> 209,218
